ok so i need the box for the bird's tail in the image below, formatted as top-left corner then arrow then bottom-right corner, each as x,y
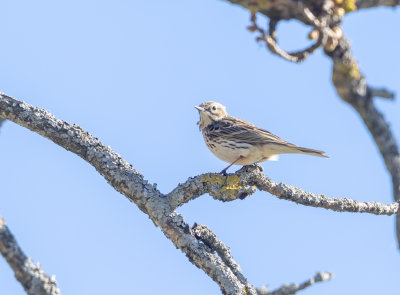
295,146 -> 329,158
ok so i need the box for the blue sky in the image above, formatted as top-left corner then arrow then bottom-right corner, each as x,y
1,1 -> 399,294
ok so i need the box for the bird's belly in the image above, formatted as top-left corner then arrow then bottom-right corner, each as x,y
203,136 -> 263,165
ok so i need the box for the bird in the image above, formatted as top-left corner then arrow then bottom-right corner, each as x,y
195,101 -> 328,175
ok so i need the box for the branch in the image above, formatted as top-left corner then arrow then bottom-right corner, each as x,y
222,0 -> 400,250
256,272 -> 334,295
0,117 -> 5,130
368,87 -> 395,100
0,93 -> 249,295
168,165 -> 400,215
3,1 -> 397,292
192,224 -> 332,295
192,224 -> 257,295
226,0 -> 309,22
166,171 -> 256,210
1,87 -> 395,294
0,93 -> 338,294
0,92 -> 345,295
0,217 -> 61,295
248,14 -> 325,63
326,36 -> 400,247
356,0 -> 400,9
226,0 -> 400,21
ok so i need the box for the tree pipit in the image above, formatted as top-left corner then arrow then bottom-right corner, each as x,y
195,101 -> 328,175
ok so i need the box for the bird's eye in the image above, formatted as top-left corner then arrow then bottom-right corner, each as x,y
212,106 -> 217,111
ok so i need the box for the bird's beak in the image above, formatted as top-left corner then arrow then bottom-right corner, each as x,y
194,106 -> 204,112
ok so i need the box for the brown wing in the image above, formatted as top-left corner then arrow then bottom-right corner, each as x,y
210,116 -> 297,147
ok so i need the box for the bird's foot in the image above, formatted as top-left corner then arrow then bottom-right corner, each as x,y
242,163 -> 263,173
253,163 -> 263,172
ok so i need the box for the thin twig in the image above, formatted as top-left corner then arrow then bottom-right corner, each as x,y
368,87 -> 395,99
192,224 -> 257,295
301,8 -> 340,39
0,217 -> 61,295
266,18 -> 325,62
0,117 -> 5,130
248,13 -> 324,63
257,272 -> 334,295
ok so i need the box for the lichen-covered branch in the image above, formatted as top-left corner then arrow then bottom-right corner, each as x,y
1,92 -> 396,294
169,165 -> 399,215
192,224 -> 257,295
0,93 -> 248,295
226,0 -> 399,21
0,217 -> 61,295
166,172 -> 256,210
222,0 -> 400,250
356,0 -> 400,10
326,35 -> 400,247
257,272 -> 334,295
2,0 -> 398,292
226,0 -> 309,22
0,93 -> 337,295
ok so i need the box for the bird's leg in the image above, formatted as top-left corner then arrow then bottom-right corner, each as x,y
220,156 -> 244,176
250,162 -> 263,172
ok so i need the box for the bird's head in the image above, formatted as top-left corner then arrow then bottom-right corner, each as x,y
195,101 -> 228,130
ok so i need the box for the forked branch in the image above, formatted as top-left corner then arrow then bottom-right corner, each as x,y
224,0 -> 400,250
2,93 -> 393,294
166,165 -> 399,215
248,13 -> 325,63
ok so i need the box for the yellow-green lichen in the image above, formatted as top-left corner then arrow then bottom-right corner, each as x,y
343,0 -> 356,12
334,61 -> 360,81
255,0 -> 273,7
200,174 -> 255,201
240,0 -> 274,12
333,0 -> 356,13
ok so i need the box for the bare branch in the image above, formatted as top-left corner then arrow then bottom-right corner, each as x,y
248,14 -> 324,63
192,222 -> 334,295
0,217 -> 61,295
0,93 -> 338,295
168,165 -> 400,215
6,93 -> 387,294
248,167 -> 400,215
226,0 -> 309,22
326,36 -> 400,247
257,272 -> 334,295
0,93 -> 247,295
166,172 -> 256,209
192,224 -> 257,295
227,0 -> 400,22
301,8 -> 341,39
368,87 -> 395,99
222,0 -> 400,250
356,0 -> 400,9
0,117 -> 5,130
2,0 -> 398,292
